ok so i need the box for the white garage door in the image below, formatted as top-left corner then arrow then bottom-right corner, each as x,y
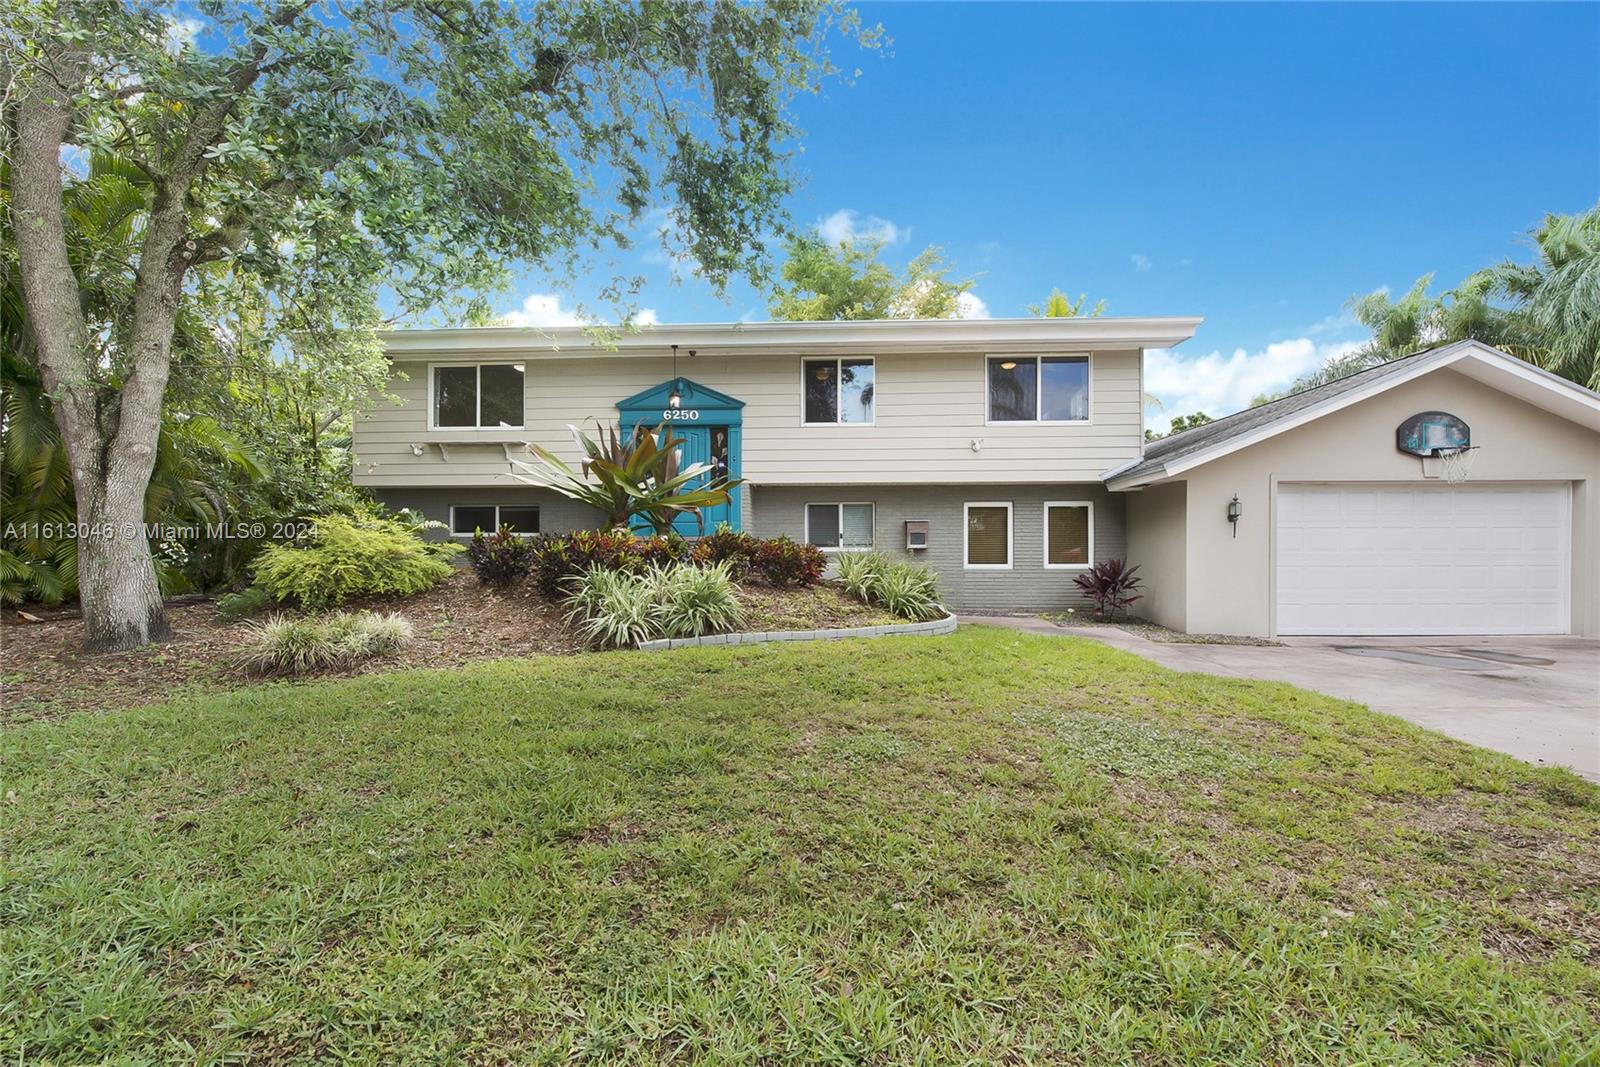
1276,483 -> 1570,635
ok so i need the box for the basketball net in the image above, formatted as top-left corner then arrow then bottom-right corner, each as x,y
1434,446 -> 1477,483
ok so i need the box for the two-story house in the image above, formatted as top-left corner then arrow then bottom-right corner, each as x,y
353,321 -> 1600,637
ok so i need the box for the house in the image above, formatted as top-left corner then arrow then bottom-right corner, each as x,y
352,324 -> 1600,637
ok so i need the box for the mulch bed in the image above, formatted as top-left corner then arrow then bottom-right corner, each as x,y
0,571 -> 897,723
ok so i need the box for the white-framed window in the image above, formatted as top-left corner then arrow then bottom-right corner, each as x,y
449,504 -> 540,537
986,355 -> 1090,423
801,356 -> 875,425
430,362 -> 526,429
804,502 -> 875,550
1043,501 -> 1094,569
963,501 -> 1013,570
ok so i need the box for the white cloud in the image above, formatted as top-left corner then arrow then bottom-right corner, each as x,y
817,209 -> 905,247
500,292 -> 583,327
634,308 -> 659,326
1306,310 -> 1357,336
164,16 -> 202,52
955,291 -> 990,320
1131,253 -> 1153,271
1145,337 -> 1364,419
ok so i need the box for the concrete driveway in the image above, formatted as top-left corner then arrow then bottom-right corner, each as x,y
962,616 -> 1600,781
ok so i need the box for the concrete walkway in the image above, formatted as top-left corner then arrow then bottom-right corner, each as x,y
960,615 -> 1600,782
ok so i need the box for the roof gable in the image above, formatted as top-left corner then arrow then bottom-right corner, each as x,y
616,376 -> 745,414
1106,341 -> 1600,489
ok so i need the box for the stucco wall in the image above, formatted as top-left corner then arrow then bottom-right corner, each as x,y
353,348 -> 1144,488
1125,480 -> 1187,631
751,483 -> 1126,612
1176,367 -> 1599,636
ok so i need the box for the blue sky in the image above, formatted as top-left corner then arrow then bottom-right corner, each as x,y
498,2 -> 1599,418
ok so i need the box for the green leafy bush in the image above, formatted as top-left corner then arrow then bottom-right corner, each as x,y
834,551 -> 944,621
753,535 -> 826,587
252,515 -> 460,608
692,525 -> 761,580
466,526 -> 534,588
564,562 -> 744,649
216,585 -> 274,622
233,610 -> 413,675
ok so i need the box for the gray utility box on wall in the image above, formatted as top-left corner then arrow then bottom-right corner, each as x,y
904,520 -> 930,551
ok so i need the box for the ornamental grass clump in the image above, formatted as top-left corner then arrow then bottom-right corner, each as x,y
834,551 -> 943,621
564,562 -> 743,649
649,561 -> 744,639
233,610 -> 413,675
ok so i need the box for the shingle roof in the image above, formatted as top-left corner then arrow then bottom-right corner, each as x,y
1106,342 -> 1474,486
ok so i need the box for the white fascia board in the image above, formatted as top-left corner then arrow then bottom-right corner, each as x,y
378,316 -> 1205,358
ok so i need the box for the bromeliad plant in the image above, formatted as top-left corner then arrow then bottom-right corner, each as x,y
512,422 -> 742,535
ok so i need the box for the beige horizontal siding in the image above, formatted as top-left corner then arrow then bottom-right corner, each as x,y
353,349 -> 1144,487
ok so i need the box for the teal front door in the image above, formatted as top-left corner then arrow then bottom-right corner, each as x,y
662,425 -> 732,536
616,377 -> 745,534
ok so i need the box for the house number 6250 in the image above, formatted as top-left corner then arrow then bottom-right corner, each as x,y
661,409 -> 700,421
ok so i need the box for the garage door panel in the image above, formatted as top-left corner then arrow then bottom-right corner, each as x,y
1275,484 -> 1570,636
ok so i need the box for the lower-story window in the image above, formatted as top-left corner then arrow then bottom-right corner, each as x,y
964,502 -> 1012,569
450,504 -> 540,536
805,502 -> 875,550
1043,501 -> 1093,568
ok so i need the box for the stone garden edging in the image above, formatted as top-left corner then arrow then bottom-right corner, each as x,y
637,611 -> 957,651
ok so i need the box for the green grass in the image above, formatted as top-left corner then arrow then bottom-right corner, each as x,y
3,627 -> 1597,1064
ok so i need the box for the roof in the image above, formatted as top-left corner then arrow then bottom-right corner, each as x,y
378,315 -> 1204,357
1105,340 -> 1600,489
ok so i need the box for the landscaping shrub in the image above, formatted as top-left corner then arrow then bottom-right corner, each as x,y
252,515 -> 460,608
650,561 -> 744,638
564,567 -> 660,650
233,610 -> 413,675
871,563 -> 943,621
564,562 -> 744,649
692,525 -> 761,580
834,551 -> 943,621
753,535 -> 826,587
527,529 -> 639,598
1072,558 -> 1143,618
216,585 -> 274,622
833,550 -> 890,602
466,526 -> 534,588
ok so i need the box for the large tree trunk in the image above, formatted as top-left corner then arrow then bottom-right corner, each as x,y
75,468 -> 172,650
9,40 -> 174,650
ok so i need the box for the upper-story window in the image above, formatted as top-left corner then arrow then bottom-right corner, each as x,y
986,355 -> 1089,423
803,357 -> 874,425
431,363 -> 525,429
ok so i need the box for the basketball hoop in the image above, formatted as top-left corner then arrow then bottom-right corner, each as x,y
1434,445 -> 1478,484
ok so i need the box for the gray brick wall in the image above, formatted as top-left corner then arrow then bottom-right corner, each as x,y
750,483 -> 1125,612
374,482 -> 1127,613
371,487 -> 606,539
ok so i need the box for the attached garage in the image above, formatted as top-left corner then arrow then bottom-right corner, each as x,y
1274,483 -> 1570,635
1116,341 -> 1600,638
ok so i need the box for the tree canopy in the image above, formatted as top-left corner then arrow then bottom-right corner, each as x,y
3,0 -> 874,648
1029,288 -> 1105,318
768,234 -> 975,320
1263,203 -> 1600,402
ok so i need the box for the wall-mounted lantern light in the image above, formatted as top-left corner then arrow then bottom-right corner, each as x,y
1227,494 -> 1242,537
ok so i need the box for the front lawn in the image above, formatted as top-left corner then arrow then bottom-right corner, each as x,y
4,627 -> 1597,1062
